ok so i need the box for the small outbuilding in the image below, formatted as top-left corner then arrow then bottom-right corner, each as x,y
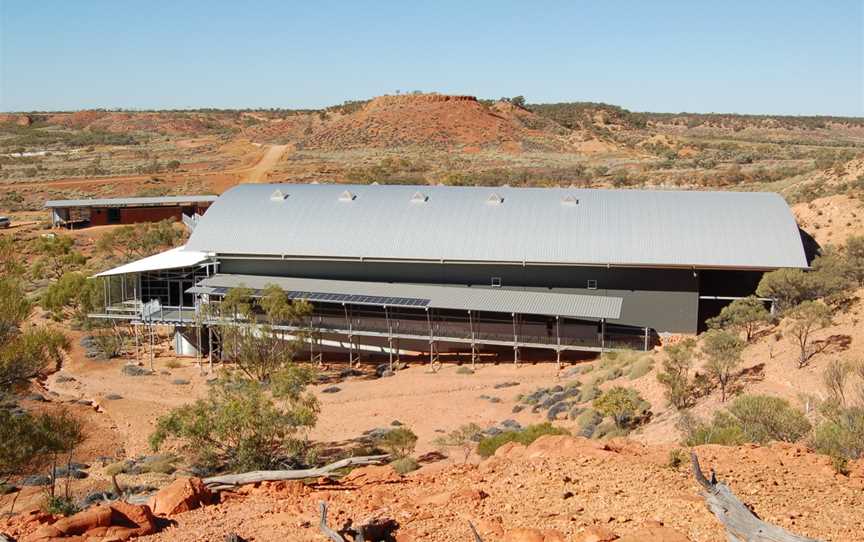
45,195 -> 218,228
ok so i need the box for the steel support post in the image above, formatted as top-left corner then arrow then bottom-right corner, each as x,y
556,316 -> 561,370
385,306 -> 394,371
512,313 -> 519,366
468,310 -> 477,369
601,319 -> 606,350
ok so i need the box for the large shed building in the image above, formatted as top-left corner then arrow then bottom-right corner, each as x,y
90,183 -> 810,361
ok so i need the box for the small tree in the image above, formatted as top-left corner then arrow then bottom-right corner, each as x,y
38,408 -> 85,507
823,359 -> 852,407
702,329 -> 745,402
510,95 -> 527,108
656,338 -> 699,409
787,301 -> 833,368
376,427 -> 418,459
756,269 -> 814,313
706,296 -> 772,342
96,219 -> 184,263
593,386 -> 642,429
0,278 -> 70,401
0,410 -> 48,494
844,235 -> 864,285
217,285 -> 312,382
150,369 -> 319,471
40,272 -> 101,323
434,423 -> 483,463
1,327 -> 69,399
31,235 -> 87,281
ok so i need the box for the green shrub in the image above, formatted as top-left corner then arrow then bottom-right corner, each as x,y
578,385 -> 600,403
727,395 -> 811,443
455,366 -> 474,375
811,407 -> 864,468
390,456 -> 419,474
42,495 -> 78,516
574,409 -> 602,438
104,460 -> 132,476
592,420 -> 627,439
165,359 -> 182,369
375,427 -> 418,459
149,371 -> 318,472
140,456 -> 177,474
593,386 -> 650,429
627,357 -> 654,380
683,411 -> 747,446
683,395 -> 810,446
668,448 -> 687,470
476,423 -> 569,458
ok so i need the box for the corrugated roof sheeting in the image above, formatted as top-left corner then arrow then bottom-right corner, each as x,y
194,274 -> 623,320
45,195 -> 218,208
184,184 -> 808,269
93,246 -> 210,277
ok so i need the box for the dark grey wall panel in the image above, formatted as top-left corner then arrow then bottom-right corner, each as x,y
219,259 -> 698,292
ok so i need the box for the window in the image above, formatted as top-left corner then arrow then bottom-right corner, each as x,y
491,277 -> 502,288
587,279 -> 597,290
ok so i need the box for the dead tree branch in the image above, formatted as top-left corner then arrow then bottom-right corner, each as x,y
691,452 -> 823,542
468,521 -> 484,542
203,454 -> 389,491
319,501 -> 346,542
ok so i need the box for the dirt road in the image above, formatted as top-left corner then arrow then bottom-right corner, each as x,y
243,144 -> 289,183
0,143 -> 289,194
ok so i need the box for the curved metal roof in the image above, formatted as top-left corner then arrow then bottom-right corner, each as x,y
186,183 -> 808,269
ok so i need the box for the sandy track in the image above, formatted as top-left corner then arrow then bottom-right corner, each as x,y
0,144 -> 287,193
243,144 -> 289,183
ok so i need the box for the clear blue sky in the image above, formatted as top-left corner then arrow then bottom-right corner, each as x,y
1,0 -> 862,115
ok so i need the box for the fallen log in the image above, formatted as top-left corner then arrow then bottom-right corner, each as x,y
203,454 -> 390,490
691,452 -> 823,542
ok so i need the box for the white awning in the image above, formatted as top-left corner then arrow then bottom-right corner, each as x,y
94,246 -> 210,277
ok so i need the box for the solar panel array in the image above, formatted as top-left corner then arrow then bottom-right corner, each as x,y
209,286 -> 429,308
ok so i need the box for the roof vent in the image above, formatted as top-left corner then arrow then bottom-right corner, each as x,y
486,193 -> 504,206
338,190 -> 357,202
270,189 -> 289,201
410,191 -> 429,203
561,194 -> 580,206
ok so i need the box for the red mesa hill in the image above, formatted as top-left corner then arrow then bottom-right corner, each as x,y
244,93 -> 622,152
